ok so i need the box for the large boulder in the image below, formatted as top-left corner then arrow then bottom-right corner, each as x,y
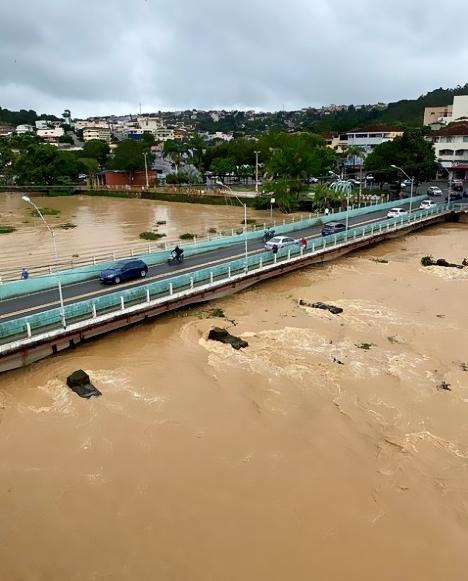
208,327 -> 248,350
66,370 -> 102,399
299,300 -> 343,315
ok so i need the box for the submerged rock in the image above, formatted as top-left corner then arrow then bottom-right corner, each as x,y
436,381 -> 452,392
208,327 -> 248,350
299,300 -> 343,315
421,255 -> 464,269
66,370 -> 102,399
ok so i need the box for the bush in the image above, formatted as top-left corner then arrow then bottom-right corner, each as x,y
0,225 -> 16,234
252,195 -> 272,210
180,232 -> 195,240
156,220 -> 166,225
421,255 -> 434,267
139,231 -> 166,240
208,227 -> 217,234
59,222 -> 77,229
241,218 -> 257,225
32,207 -> 61,216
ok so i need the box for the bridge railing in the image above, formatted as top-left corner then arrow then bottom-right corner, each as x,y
0,194 -> 426,299
0,203 -> 451,348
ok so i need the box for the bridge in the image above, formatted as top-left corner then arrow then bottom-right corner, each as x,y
0,198 -> 464,373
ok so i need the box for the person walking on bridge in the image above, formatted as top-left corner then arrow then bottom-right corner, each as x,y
20,268 -> 29,280
324,207 -> 330,216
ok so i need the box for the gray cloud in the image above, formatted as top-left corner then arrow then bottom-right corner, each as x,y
1,0 -> 467,117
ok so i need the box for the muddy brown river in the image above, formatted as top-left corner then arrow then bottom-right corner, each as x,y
1,194 -> 468,580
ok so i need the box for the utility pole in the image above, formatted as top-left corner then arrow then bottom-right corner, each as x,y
143,152 -> 149,189
254,150 -> 260,194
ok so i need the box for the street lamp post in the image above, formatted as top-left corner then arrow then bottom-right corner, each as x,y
143,152 -> 149,189
391,165 -> 414,213
216,180 -> 248,266
22,195 -> 65,326
254,150 -> 260,194
22,195 -> 58,259
329,171 -> 350,230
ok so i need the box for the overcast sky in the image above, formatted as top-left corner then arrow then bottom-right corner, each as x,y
2,0 -> 468,118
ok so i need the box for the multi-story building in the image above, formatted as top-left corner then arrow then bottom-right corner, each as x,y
16,124 -> 35,134
153,127 -> 175,141
83,126 -> 112,143
37,127 -> 64,140
75,119 -> 110,131
35,120 -> 49,130
430,122 -> 468,180
340,126 -> 404,168
424,105 -> 453,126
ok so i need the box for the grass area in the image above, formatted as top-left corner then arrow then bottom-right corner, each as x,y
139,231 -> 166,241
0,225 -> 16,234
179,232 -> 195,240
32,207 -> 61,216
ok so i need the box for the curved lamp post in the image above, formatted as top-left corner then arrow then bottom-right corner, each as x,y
22,195 -> 65,327
216,180 -> 248,266
329,171 -> 352,230
391,164 -> 414,213
22,195 -> 58,259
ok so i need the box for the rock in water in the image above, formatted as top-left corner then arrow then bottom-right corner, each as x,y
208,327 -> 248,350
299,300 -> 343,315
66,370 -> 102,399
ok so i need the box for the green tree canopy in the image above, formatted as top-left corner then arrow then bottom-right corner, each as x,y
108,140 -> 154,172
13,144 -> 82,185
82,139 -> 110,165
364,128 -> 437,183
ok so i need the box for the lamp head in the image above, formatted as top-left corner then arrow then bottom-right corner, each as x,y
21,195 -> 31,203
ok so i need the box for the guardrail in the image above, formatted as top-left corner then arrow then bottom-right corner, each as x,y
0,203 -> 452,349
0,197 -> 395,283
0,195 -> 426,300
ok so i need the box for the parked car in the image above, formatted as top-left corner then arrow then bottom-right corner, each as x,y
99,259 -> 148,284
307,176 -> 319,184
401,179 -> 413,188
446,192 -> 463,201
365,174 -> 375,182
264,236 -> 298,250
427,186 -> 442,196
386,207 -> 408,218
348,179 -> 360,186
321,221 -> 347,236
419,199 -> 437,210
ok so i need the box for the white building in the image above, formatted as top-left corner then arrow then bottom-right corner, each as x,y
153,127 -> 174,142
16,124 -> 35,134
37,127 -> 64,140
137,116 -> 162,132
430,122 -> 468,180
75,119 -> 110,131
83,126 -> 112,143
451,96 -> 468,123
35,120 -> 49,130
341,126 -> 404,167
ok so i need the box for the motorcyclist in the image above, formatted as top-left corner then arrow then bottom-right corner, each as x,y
263,227 -> 275,242
172,245 -> 184,262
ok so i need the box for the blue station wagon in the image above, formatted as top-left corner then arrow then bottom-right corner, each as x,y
99,259 -> 149,284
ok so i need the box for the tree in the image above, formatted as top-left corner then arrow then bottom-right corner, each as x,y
163,139 -> 188,173
109,140 -> 153,173
364,128 -> 437,184
0,141 -> 15,184
82,139 -> 110,165
78,157 -> 100,188
261,132 -> 337,212
14,144 -> 81,185
211,156 -> 236,176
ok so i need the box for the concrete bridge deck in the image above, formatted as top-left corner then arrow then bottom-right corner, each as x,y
0,202 -> 462,374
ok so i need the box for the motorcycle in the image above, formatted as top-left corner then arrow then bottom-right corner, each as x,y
167,251 -> 184,265
262,229 -> 275,243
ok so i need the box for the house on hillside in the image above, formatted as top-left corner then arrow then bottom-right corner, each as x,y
429,122 -> 468,180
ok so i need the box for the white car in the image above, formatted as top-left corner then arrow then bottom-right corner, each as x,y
427,186 -> 442,196
386,207 -> 408,218
419,199 -> 437,210
264,235 -> 298,250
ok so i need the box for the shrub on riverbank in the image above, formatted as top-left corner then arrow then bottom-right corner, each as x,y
0,225 -> 16,234
180,232 -> 195,240
32,207 -> 61,216
139,231 -> 166,240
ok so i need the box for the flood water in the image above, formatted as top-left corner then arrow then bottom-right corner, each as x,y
0,192 -> 277,278
1,195 -> 468,580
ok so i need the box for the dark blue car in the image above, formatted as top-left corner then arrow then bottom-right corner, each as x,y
321,222 -> 346,236
99,259 -> 148,284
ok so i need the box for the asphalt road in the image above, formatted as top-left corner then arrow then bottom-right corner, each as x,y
0,200 -> 430,323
